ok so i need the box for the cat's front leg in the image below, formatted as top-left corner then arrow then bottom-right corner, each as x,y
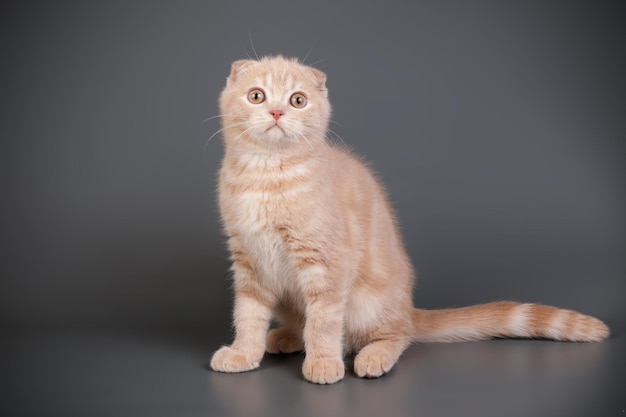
210,257 -> 274,373
299,265 -> 346,384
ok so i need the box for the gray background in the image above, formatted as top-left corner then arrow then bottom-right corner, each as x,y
1,1 -> 625,416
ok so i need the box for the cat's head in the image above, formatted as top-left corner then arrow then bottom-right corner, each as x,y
219,56 -> 331,150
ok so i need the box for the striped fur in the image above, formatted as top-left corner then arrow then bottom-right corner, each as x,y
412,302 -> 609,343
209,56 -> 609,384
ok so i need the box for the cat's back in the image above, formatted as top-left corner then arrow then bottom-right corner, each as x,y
328,144 -> 396,218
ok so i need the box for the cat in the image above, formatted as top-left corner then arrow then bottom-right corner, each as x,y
209,55 -> 609,384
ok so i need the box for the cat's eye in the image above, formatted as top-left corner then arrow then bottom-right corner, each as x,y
248,89 -> 265,104
290,92 -> 307,108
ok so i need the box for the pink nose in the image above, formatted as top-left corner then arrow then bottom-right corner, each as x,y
270,109 -> 283,120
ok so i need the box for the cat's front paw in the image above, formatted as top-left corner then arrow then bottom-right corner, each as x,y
210,346 -> 262,373
266,328 -> 304,354
302,357 -> 345,384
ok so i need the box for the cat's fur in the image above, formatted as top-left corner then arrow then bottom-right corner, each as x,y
209,55 -> 609,384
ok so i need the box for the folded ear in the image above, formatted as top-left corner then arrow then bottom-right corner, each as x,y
227,60 -> 256,85
309,67 -> 327,95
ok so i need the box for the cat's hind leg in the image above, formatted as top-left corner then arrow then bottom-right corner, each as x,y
266,306 -> 305,354
353,337 -> 410,378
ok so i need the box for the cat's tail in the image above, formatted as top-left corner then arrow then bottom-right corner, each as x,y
411,301 -> 609,343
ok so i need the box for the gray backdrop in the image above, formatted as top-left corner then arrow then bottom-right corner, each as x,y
1,1 -> 625,416
2,0 -> 623,328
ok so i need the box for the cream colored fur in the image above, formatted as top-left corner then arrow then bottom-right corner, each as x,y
209,56 -> 609,384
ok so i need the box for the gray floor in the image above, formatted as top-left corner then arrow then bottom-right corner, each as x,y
2,322 -> 624,417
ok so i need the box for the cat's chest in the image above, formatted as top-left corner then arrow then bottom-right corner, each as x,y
221,159 -> 317,232
227,184 -> 306,231
230,195 -> 304,296
220,165 -> 318,288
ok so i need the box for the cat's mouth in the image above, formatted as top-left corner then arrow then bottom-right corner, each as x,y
265,122 -> 286,135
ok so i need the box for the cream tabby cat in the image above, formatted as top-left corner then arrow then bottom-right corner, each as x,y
209,55 -> 609,384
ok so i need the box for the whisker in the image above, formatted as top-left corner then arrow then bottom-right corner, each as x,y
200,115 -> 224,125
301,125 -> 328,138
296,131 -> 314,151
280,119 -> 315,151
235,125 -> 255,141
299,124 -> 347,148
327,128 -> 347,146
300,127 -> 330,150
309,57 -> 329,67
248,31 -> 260,60
299,125 -> 323,136
204,128 -> 227,153
302,36 -> 319,65
204,122 -> 247,153
200,114 -> 240,125
299,126 -> 323,138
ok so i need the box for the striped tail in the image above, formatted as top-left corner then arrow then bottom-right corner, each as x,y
412,301 -> 609,343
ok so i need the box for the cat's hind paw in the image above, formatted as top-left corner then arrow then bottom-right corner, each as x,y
353,339 -> 405,378
354,351 -> 395,378
266,328 -> 304,354
210,346 -> 261,373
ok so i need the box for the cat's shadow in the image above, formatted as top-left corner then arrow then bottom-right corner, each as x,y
264,351 -> 305,374
267,352 -> 362,380
203,351 -> 305,377
204,351 -> 365,385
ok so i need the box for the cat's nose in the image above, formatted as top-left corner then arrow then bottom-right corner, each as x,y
269,109 -> 283,120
